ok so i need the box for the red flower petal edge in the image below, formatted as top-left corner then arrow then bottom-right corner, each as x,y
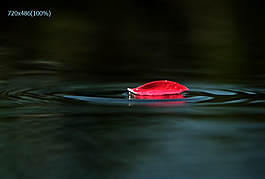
127,80 -> 189,95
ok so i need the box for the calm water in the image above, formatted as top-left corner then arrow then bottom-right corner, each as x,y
0,73 -> 264,179
1,1 -> 265,179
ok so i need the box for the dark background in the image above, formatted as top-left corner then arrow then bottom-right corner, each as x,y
1,0 -> 264,83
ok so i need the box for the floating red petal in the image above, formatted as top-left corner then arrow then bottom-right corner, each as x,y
127,80 -> 189,95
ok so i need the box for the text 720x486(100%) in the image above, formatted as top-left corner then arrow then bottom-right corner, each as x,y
8,10 -> 51,17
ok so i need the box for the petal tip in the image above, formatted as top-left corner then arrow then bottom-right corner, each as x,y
127,88 -> 135,94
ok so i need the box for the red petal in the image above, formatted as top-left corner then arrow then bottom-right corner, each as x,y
127,80 -> 189,95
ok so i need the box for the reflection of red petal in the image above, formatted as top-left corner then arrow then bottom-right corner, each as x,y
127,80 -> 189,95
129,94 -> 187,107
132,94 -> 184,99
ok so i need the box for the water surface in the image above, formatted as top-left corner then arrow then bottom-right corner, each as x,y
0,72 -> 264,179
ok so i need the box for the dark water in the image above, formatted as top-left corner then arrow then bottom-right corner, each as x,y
1,0 -> 265,179
1,74 -> 265,179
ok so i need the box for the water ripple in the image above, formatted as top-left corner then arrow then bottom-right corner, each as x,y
0,83 -> 264,107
